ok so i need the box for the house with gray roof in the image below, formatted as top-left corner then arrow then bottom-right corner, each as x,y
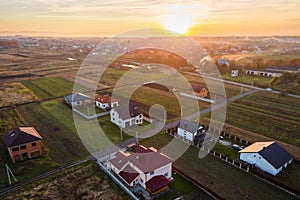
239,141 -> 293,175
177,119 -> 206,145
110,103 -> 143,128
64,93 -> 90,107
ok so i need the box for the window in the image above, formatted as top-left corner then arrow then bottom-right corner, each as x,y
20,145 -> 26,150
164,173 -> 168,177
31,142 -> 36,147
12,147 -> 19,152
253,155 -> 256,158
140,179 -> 143,183
150,171 -> 154,175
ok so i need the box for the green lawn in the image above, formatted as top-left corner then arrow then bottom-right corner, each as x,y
226,91 -> 300,147
22,77 -> 79,100
157,173 -> 213,200
141,133 -> 298,200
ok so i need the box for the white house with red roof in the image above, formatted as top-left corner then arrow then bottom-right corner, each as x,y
106,145 -> 172,195
239,141 -> 293,176
95,94 -> 118,111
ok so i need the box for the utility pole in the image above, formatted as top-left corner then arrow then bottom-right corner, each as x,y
6,163 -> 17,185
120,125 -> 123,141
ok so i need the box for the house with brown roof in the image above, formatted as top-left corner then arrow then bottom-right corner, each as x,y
2,127 -> 43,163
239,141 -> 293,176
95,94 -> 118,111
107,145 -> 172,195
190,85 -> 208,98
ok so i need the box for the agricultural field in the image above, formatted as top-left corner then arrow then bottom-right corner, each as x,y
225,91 -> 300,147
22,77 -> 76,100
1,161 -> 131,200
16,102 -> 89,164
222,73 -> 271,87
140,133 -> 298,200
0,82 -> 38,107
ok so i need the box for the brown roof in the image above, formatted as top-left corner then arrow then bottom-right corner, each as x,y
239,141 -> 274,153
2,127 -> 42,147
119,165 -> 139,184
108,151 -> 130,170
109,146 -> 172,173
129,151 -> 172,173
95,95 -> 118,104
146,175 -> 171,192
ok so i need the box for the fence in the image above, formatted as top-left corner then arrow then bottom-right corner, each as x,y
73,109 -> 110,120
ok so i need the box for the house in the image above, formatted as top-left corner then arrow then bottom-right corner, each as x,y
231,70 -> 239,77
95,94 -> 118,111
239,141 -> 293,176
64,93 -> 90,106
217,58 -> 230,67
177,119 -> 206,145
245,67 -> 299,78
2,127 -> 43,163
190,85 -> 208,98
110,103 -> 143,128
107,145 -> 172,195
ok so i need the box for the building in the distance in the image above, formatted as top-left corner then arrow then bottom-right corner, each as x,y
239,141 -> 293,176
2,127 -> 43,163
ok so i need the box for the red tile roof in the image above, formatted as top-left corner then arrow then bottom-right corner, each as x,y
119,165 -> 139,184
95,95 -> 118,104
2,127 -> 42,147
146,175 -> 171,193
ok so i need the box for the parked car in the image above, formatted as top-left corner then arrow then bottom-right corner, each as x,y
232,144 -> 243,151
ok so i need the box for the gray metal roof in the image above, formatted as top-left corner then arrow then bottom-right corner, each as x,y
64,93 -> 90,102
258,142 -> 293,169
178,119 -> 200,134
113,103 -> 142,119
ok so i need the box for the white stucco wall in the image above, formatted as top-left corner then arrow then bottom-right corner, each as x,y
177,128 -> 194,142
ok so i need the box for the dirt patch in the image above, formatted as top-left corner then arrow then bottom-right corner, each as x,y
3,163 -> 131,200
0,83 -> 38,107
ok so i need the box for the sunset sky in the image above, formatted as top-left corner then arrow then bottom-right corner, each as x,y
0,0 -> 299,36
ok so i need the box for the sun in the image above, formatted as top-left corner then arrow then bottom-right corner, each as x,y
163,13 -> 193,34
160,2 -> 212,35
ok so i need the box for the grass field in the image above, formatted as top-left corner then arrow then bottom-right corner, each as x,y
1,161 -> 131,200
22,77 -> 76,100
16,102 -> 89,164
222,74 -> 271,87
157,173 -> 213,200
140,133 -> 298,200
226,91 -> 300,147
